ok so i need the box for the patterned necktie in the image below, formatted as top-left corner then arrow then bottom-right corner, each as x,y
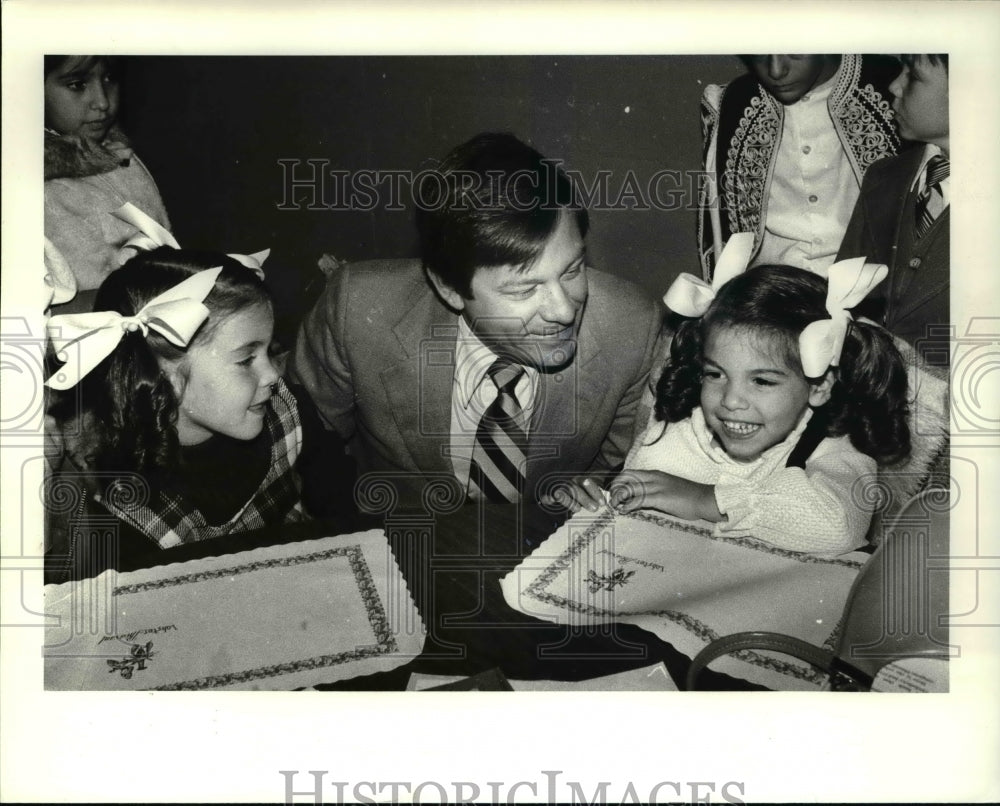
469,357 -> 528,503
914,154 -> 949,239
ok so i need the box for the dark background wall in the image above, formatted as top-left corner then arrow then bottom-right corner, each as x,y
121,56 -> 743,339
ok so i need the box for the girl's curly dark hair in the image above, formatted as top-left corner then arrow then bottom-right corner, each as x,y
654,264 -> 910,465
60,247 -> 272,486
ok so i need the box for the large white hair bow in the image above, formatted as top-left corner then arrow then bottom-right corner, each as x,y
798,258 -> 888,378
45,267 -> 223,391
43,237 -> 77,310
663,232 -> 755,316
113,202 -> 270,280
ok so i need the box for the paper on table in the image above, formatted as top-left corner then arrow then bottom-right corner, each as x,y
870,658 -> 948,693
406,663 -> 678,692
500,506 -> 870,691
44,530 -> 424,690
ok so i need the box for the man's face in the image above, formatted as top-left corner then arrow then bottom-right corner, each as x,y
889,57 -> 949,150
432,209 -> 589,370
744,55 -> 838,105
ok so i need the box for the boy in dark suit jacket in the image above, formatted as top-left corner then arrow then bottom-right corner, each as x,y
838,54 -> 950,356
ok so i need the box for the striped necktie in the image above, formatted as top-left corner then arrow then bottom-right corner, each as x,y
914,155 -> 949,239
469,357 -> 528,503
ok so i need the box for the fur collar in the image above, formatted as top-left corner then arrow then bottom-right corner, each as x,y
44,125 -> 133,181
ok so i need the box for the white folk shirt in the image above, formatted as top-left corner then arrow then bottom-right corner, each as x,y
755,69 -> 859,277
448,316 -> 538,495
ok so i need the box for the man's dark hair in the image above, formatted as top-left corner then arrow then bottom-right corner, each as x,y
415,132 -> 589,299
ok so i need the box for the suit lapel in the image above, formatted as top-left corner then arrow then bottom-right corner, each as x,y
886,148 -> 948,322
377,277 -> 618,481
380,287 -> 457,473
529,300 -> 606,478
871,149 -> 925,274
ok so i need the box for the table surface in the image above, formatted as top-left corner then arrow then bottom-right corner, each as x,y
109,501 -> 765,691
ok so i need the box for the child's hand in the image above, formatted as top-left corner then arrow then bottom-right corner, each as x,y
539,476 -> 607,514
609,470 -> 723,523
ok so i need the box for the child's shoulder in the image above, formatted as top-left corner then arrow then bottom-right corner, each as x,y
44,126 -> 133,181
700,71 -> 762,115
327,258 -> 425,304
811,432 -> 877,468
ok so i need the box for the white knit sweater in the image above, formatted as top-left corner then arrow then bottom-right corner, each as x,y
625,407 -> 875,554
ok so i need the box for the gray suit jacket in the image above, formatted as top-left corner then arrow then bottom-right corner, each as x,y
289,259 -> 663,504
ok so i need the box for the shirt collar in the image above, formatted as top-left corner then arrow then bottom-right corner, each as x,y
453,315 -> 537,409
911,143 -> 947,189
792,61 -> 839,108
691,406 -> 814,466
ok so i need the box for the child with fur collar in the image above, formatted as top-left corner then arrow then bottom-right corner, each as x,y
44,56 -> 171,304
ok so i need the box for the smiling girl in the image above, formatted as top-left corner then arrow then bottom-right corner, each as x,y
44,248 -> 356,581
45,56 -> 171,306
614,260 -> 910,554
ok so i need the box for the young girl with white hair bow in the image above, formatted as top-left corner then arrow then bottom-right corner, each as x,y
613,234 -> 911,554
43,247 -> 356,582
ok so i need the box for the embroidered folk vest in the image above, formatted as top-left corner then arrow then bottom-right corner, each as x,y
699,54 -> 900,280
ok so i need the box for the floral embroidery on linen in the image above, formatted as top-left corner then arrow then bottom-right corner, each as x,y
585,567 -> 636,593
107,641 -> 154,679
523,509 -> 867,686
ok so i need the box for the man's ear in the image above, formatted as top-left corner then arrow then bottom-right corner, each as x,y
425,269 -> 466,312
808,368 -> 836,407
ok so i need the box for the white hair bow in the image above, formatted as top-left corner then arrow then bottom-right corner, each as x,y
44,237 -> 77,309
798,258 -> 888,378
45,267 -> 223,391
113,202 -> 269,280
226,248 -> 270,279
663,232 -> 755,317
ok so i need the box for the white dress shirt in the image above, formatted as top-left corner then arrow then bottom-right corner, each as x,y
448,316 -> 538,495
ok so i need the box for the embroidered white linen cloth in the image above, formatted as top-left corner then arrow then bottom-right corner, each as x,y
44,530 -> 425,690
501,506 -> 870,690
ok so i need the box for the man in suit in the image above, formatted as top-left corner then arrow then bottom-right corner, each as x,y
838,54 -> 949,356
290,132 -> 663,512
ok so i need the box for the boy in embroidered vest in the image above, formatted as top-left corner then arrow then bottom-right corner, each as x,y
837,55 -> 950,357
699,54 -> 900,280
